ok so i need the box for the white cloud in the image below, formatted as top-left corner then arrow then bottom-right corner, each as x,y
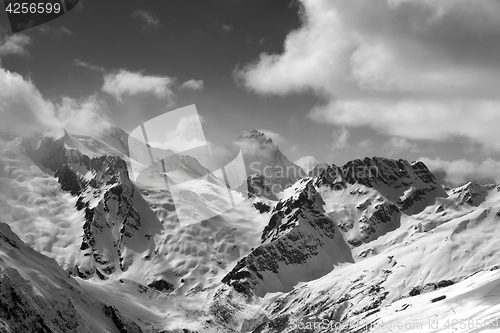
384,137 -> 418,155
257,129 -> 286,144
221,24 -> 233,32
180,79 -> 204,91
0,33 -> 31,56
0,65 -> 111,135
331,127 -> 350,150
419,157 -> 500,185
132,10 -> 160,28
102,70 -> 174,101
74,59 -> 106,72
311,100 -> 500,151
148,114 -> 206,154
294,155 -> 318,173
56,95 -> 111,135
0,67 -> 57,134
237,0 -> 500,151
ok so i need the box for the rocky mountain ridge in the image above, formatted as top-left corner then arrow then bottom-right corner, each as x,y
222,156 -> 448,298
2,127 -> 500,332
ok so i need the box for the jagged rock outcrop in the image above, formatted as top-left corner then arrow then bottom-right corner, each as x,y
223,157 -> 447,297
222,179 -> 353,296
450,182 -> 494,206
75,155 -> 154,276
312,157 -> 447,215
307,157 -> 447,248
21,134 -> 161,279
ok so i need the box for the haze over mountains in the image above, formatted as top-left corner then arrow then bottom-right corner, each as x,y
1,126 -> 500,333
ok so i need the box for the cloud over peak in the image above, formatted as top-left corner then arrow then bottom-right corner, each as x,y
0,65 -> 111,136
256,129 -> 286,144
420,157 -> 500,186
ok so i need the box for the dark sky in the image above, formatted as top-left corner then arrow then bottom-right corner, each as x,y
0,0 -> 329,159
1,0 -> 500,184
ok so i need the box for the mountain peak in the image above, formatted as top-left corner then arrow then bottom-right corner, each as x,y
234,130 -> 305,193
236,130 -> 275,146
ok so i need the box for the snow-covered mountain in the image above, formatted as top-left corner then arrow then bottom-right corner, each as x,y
235,130 -> 306,194
0,221 -> 142,333
2,127 -> 500,332
222,157 -> 447,296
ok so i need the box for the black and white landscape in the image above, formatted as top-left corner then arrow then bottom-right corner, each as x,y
1,1 -> 500,332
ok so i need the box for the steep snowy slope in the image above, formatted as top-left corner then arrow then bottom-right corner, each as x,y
247,193 -> 500,332
223,178 -> 353,296
0,221 -> 142,333
222,157 -> 447,298
0,130 -> 271,331
214,180 -> 500,332
9,130 -> 266,282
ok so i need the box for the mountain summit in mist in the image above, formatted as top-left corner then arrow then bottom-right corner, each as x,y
235,130 -> 306,191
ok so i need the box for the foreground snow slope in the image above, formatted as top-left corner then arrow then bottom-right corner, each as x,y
0,221 -> 142,332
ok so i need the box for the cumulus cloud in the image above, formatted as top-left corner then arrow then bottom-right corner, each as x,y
56,96 -> 111,134
102,70 -> 174,101
148,114 -> 206,154
310,100 -> 500,151
0,33 -> 31,56
331,127 -> 350,150
419,157 -> 500,186
294,155 -> 319,173
180,79 -> 204,91
132,10 -> 160,28
257,129 -> 286,144
384,137 -> 418,155
237,0 -> 500,151
0,66 -> 111,136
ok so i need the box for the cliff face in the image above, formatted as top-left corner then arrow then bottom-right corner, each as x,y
74,155 -> 161,276
223,157 -> 448,296
449,182 -> 493,207
223,179 -> 353,296
312,157 -> 447,215
22,134 -> 161,279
